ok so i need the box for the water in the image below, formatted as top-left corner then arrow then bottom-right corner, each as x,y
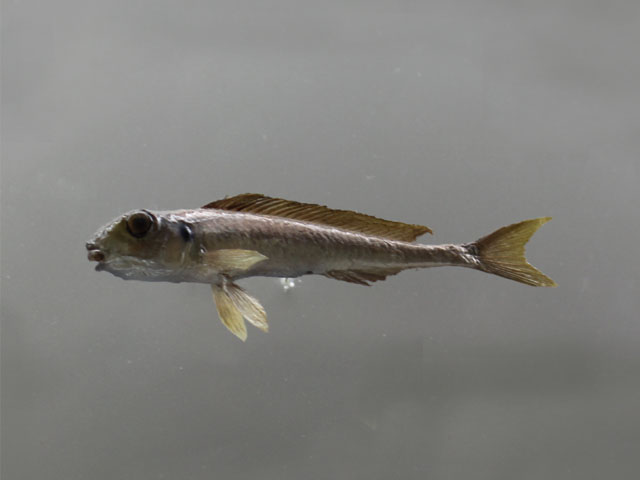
2,1 -> 640,479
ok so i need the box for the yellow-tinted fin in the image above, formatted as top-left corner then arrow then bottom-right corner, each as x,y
472,217 -> 557,287
202,193 -> 432,242
224,282 -> 268,332
204,249 -> 267,273
211,281 -> 269,340
212,284 -> 247,341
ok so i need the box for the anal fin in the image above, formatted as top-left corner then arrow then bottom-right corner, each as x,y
323,267 -> 405,286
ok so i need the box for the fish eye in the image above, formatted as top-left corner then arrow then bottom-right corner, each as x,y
126,212 -> 153,238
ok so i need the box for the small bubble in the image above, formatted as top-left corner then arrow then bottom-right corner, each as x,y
279,277 -> 301,291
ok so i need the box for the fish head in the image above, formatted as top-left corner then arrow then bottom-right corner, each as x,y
86,210 -> 192,281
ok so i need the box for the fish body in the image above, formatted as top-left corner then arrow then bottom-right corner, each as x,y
87,194 -> 555,340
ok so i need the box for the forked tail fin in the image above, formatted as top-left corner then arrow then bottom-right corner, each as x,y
470,217 -> 557,287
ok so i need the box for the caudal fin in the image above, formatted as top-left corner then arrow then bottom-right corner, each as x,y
470,217 -> 556,287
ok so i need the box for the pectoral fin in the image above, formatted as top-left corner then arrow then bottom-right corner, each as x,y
211,281 -> 269,340
204,249 -> 267,273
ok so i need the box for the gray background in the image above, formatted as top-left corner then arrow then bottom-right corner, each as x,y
2,1 -> 639,479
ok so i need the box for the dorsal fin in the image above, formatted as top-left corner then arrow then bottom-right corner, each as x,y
202,193 -> 432,242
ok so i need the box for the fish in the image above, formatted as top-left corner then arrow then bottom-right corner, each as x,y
86,193 -> 556,341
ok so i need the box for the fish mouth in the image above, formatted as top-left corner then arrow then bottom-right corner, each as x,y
86,242 -> 106,263
87,250 -> 105,262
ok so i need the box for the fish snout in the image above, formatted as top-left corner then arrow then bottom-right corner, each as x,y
86,242 -> 106,262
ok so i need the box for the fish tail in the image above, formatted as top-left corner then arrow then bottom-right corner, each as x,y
468,217 -> 557,287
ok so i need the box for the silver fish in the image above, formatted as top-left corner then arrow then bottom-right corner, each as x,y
86,194 -> 556,340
